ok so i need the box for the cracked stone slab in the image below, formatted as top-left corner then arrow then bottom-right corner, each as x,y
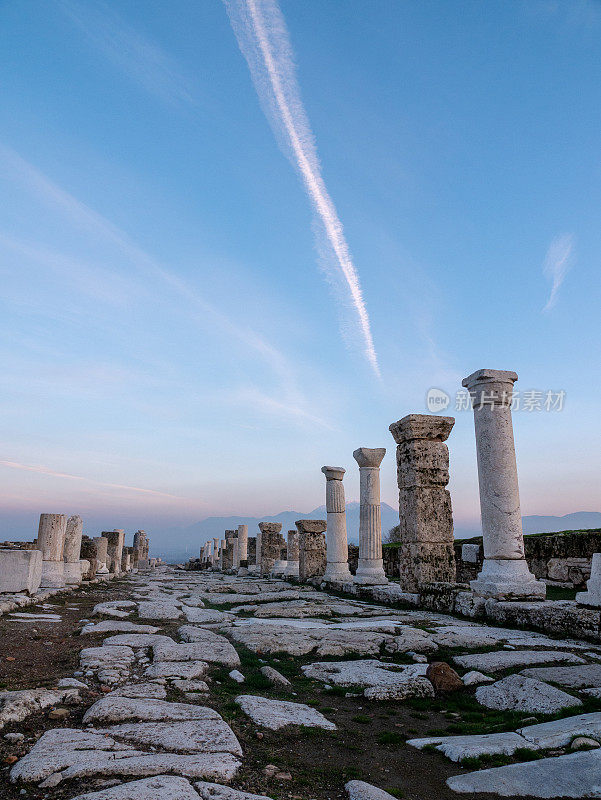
110,683 -> 168,700
137,602 -> 182,620
431,625 -> 564,650
70,775 -> 201,800
79,646 -> 135,684
92,601 -> 137,619
518,712 -> 601,749
520,664 -> 601,688
182,608 -> 233,625
195,782 -> 273,800
407,731 -> 528,762
229,624 -> 396,657
102,634 -> 176,649
94,719 -> 242,755
81,621 -> 160,635
144,661 -> 210,680
302,659 -> 434,700
10,728 -> 241,787
235,694 -> 336,730
446,749 -> 601,797
156,635 -> 240,667
454,650 -> 585,672
0,687 -> 80,730
83,696 -> 223,725
172,679 -> 210,693
475,674 -> 583,713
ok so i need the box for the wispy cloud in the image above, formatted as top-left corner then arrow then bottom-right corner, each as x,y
56,0 -> 194,106
0,460 -> 178,499
542,233 -> 574,312
223,0 -> 380,378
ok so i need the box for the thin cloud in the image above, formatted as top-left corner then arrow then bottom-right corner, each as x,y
223,0 -> 380,378
56,0 -> 194,106
542,233 -> 574,312
0,460 -> 178,499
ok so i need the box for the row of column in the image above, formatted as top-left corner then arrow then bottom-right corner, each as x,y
206,368 -> 545,602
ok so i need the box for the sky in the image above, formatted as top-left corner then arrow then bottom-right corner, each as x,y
1,0 -> 600,549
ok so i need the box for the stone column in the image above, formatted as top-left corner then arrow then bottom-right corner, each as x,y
102,530 -> 125,575
247,537 -> 257,571
237,524 -> 249,567
273,543 -> 288,576
283,529 -> 300,577
577,553 -> 601,607
80,536 -> 98,579
297,519 -> 327,581
212,538 -> 220,567
63,514 -> 83,585
222,536 -> 234,571
389,414 -> 456,592
219,538 -> 226,570
94,536 -> 109,576
121,548 -> 132,573
462,369 -> 545,600
258,522 -> 284,576
233,537 -> 240,570
37,513 -> 67,588
353,447 -> 388,585
321,467 -> 352,583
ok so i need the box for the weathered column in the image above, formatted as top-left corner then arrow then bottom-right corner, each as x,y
577,553 -> 601,607
297,519 -> 327,581
121,548 -> 132,573
212,538 -> 220,567
94,536 -> 109,576
272,543 -> 288,576
258,522 -> 284,576
222,535 -> 234,571
247,537 -> 257,571
248,528 -> 261,575
232,537 -> 240,570
389,414 -> 456,592
37,513 -> 67,588
102,530 -> 125,575
321,467 -> 353,583
462,369 -> 545,600
80,536 -> 98,579
283,529 -> 300,577
63,514 -> 84,585
219,538 -> 226,570
237,524 -> 249,567
353,448 -> 388,585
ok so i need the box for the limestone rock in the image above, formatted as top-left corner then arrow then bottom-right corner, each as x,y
94,719 -> 242,755
462,671 -> 494,686
235,694 -> 336,730
81,621 -> 160,635
408,731 -> 527,762
92,601 -> 136,619
102,634 -> 175,649
518,712 -> 601,749
195,781 -> 273,800
520,664 -> 601,688
302,660 -> 434,700
137,602 -> 182,620
0,687 -> 80,730
345,780 -> 400,800
155,635 -> 240,667
111,683 -> 167,700
230,624 -> 395,657
80,646 -> 135,684
144,661 -> 209,680
426,662 -> 463,692
475,674 -> 583,714
182,608 -> 232,625
260,666 -> 291,687
83,696 -> 222,725
70,775 -> 201,800
454,650 -> 585,672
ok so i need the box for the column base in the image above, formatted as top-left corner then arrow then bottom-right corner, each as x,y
354,559 -> 388,585
64,562 -> 82,585
471,558 -> 546,601
323,562 -> 353,583
40,560 -> 66,589
284,560 -> 300,577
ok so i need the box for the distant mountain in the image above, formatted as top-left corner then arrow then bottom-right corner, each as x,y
159,502 -> 400,561
521,511 -> 601,535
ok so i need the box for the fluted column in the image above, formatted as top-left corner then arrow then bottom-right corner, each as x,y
463,369 -> 545,600
321,466 -> 353,583
37,513 -> 67,588
63,514 -> 83,584
284,529 -> 300,577
353,448 -> 388,585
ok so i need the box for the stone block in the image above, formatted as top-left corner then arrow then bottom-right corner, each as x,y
399,542 -> 456,593
298,531 -> 326,581
0,548 -> 42,594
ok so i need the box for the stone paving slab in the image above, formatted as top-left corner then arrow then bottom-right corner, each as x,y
94,719 -> 242,755
520,664 -> 601,688
157,634 -> 241,667
475,674 -> 583,713
81,621 -> 160,635
453,650 -> 585,672
408,731 -> 527,761
235,694 -> 336,730
83,696 -> 223,725
345,780 -> 408,800
302,659 -> 434,700
137,601 -> 183,620
195,782 -> 273,800
0,687 -> 81,730
71,775 -> 202,800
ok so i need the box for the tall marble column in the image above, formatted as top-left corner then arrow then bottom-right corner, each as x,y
237,524 -> 249,567
462,369 -> 545,600
321,467 -> 352,583
63,514 -> 83,585
37,513 -> 67,588
283,529 -> 300,577
389,414 -> 456,591
353,448 -> 388,585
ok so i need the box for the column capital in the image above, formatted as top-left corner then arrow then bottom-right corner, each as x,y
462,369 -> 518,406
321,465 -> 345,480
295,519 -> 327,534
389,414 -> 454,444
353,447 -> 386,468
258,521 -> 282,534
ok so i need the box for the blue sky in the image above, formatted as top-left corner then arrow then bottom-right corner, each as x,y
1,0 -> 599,545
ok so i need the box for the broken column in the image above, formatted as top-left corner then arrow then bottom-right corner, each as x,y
237,524 -> 248,568
212,538 -> 220,567
222,534 -> 235,571
389,415 -> 456,592
462,369 -> 545,600
0,549 -> 42,594
80,536 -> 98,579
258,522 -> 284,576
353,447 -> 388,585
102,530 -> 125,575
297,519 -> 327,581
94,536 -> 110,576
576,553 -> 601,607
321,467 -> 352,583
232,537 -> 240,570
63,515 -> 83,585
247,536 -> 257,571
283,529 -> 300,577
37,513 -> 67,588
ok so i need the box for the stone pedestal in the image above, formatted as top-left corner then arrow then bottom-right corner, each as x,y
462,369 -> 545,600
297,519 -> 327,581
94,536 -> 110,575
284,529 -> 300,577
389,415 -> 456,592
37,513 -> 67,588
576,553 -> 601,607
353,447 -> 388,585
258,522 -> 284,576
237,525 -> 249,568
321,467 -> 353,583
0,549 -> 42,594
63,515 -> 83,584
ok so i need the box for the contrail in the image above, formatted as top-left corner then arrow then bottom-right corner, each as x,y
542,233 -> 574,312
0,460 -> 178,499
224,0 -> 380,377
